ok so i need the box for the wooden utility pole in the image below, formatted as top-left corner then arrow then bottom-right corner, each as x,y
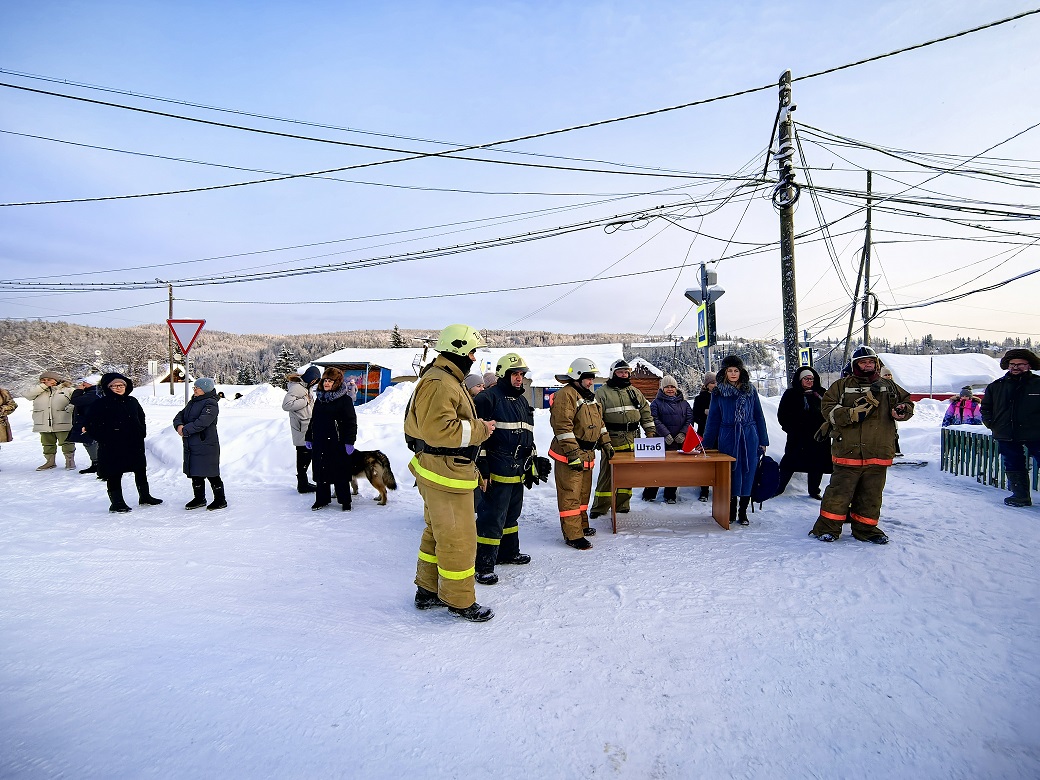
166,282 -> 174,395
776,70 -> 800,384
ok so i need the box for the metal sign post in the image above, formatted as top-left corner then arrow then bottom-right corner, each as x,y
167,319 -> 206,406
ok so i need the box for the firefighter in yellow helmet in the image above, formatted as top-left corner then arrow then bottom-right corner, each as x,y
590,358 -> 655,517
405,324 -> 496,621
549,358 -> 612,548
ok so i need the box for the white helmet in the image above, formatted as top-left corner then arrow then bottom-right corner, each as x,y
609,358 -> 631,376
564,358 -> 599,382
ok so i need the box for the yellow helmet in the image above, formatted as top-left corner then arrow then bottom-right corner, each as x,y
435,324 -> 486,356
496,352 -> 529,378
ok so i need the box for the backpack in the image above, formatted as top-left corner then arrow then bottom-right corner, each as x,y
750,454 -> 781,509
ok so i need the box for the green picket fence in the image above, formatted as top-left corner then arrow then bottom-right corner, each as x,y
940,428 -> 1039,490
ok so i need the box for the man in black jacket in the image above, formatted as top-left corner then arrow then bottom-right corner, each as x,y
981,349 -> 1040,507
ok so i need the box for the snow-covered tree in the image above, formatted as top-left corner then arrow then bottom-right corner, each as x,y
271,346 -> 297,388
390,325 -> 407,349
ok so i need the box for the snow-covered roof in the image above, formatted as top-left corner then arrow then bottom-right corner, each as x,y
878,352 -> 1003,394
307,347 -> 424,378
629,357 -> 663,377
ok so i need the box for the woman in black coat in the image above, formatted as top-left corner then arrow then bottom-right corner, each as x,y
86,372 -> 162,513
776,366 -> 832,499
305,366 -> 358,511
173,377 -> 226,511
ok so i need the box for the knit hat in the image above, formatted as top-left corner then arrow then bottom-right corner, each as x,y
465,374 -> 485,391
301,366 -> 322,386
39,370 -> 63,383
661,375 -> 678,389
703,372 -> 716,385
483,372 -> 498,388
1000,348 -> 1040,370
959,386 -> 972,397
194,377 -> 216,393
796,368 -> 815,383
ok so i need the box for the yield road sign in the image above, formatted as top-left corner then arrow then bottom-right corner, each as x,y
167,319 -> 206,355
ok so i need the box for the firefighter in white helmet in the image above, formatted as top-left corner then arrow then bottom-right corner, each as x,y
548,358 -> 612,548
405,324 -> 496,622
590,358 -> 655,518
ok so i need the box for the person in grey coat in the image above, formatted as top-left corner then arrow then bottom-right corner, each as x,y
281,365 -> 321,493
173,377 -> 226,511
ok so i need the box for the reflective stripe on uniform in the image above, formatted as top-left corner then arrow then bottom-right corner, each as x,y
833,457 -> 893,467
459,419 -> 473,447
490,473 -> 523,483
560,508 -> 582,518
603,405 -> 638,414
476,536 -> 501,546
615,443 -> 634,452
418,550 -> 438,564
495,421 -> 535,432
409,455 -> 479,490
850,511 -> 879,525
595,487 -> 632,498
820,509 -> 846,522
503,526 -> 518,535
438,564 -> 475,580
556,432 -> 577,441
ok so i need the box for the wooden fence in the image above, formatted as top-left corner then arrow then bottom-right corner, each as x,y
940,428 -> 1039,490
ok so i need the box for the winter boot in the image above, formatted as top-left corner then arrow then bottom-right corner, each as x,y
79,463 -> 98,474
107,478 -> 132,513
737,496 -> 750,525
499,553 -> 532,565
414,586 -> 446,610
566,537 -> 592,550
296,448 -> 317,493
135,472 -> 163,506
698,486 -> 709,502
729,496 -> 738,525
206,477 -> 228,511
64,452 -> 76,470
475,546 -> 498,584
36,453 -> 57,471
448,602 -> 495,622
583,526 -> 597,536
475,571 -> 499,585
185,478 -> 207,510
1005,471 -> 1032,507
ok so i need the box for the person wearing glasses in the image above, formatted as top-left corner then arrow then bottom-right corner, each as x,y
982,349 -> 1040,507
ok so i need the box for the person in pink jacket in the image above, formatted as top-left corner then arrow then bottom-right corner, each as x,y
942,386 -> 983,427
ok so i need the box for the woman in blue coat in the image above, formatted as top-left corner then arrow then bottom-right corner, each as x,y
703,355 -> 768,525
173,377 -> 226,511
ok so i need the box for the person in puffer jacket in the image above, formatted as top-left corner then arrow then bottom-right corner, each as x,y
26,370 -> 75,471
642,374 -> 693,504
282,366 -> 321,493
942,386 -> 983,427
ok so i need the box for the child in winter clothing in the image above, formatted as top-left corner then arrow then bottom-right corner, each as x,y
942,387 -> 983,427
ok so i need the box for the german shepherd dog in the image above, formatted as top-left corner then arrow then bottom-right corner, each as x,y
348,450 -> 398,506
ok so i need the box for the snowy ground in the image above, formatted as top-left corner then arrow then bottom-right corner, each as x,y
2,384 -> 1038,779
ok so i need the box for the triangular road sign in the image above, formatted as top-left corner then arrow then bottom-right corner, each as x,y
167,319 -> 206,355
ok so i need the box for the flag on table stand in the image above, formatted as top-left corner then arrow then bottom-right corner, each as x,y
681,425 -> 703,454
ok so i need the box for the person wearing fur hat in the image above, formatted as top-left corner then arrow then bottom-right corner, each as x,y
982,348 -> 1040,507
549,357 -> 612,548
87,373 -> 162,512
703,356 -> 769,525
808,346 -> 913,544
590,359 -> 655,517
776,366 -> 832,499
174,377 -> 226,511
26,370 -> 76,471
67,378 -> 102,475
282,365 -> 321,493
405,324 -> 495,622
305,367 -> 358,512
691,372 -> 717,501
641,374 -> 694,504
942,386 -> 983,427
0,385 -> 18,468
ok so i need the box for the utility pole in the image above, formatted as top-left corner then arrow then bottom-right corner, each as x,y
775,70 -> 800,385
861,171 -> 872,346
160,281 -> 175,395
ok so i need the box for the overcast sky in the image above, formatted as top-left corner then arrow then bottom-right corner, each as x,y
2,1 -> 1038,345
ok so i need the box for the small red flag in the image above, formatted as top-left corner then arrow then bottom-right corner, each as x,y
681,424 -> 703,453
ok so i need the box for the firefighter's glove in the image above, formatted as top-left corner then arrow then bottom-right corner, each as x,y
601,443 -> 615,461
477,458 -> 490,481
664,434 -> 674,445
567,454 -> 585,472
534,456 -> 552,482
645,427 -> 656,438
674,432 -> 686,445
850,395 -> 876,423
892,403 -> 911,421
523,465 -> 537,490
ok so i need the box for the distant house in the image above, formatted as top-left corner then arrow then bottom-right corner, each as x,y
157,364 -> 191,385
306,348 -> 420,405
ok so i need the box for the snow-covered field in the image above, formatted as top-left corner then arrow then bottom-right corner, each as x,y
2,383 -> 1038,779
